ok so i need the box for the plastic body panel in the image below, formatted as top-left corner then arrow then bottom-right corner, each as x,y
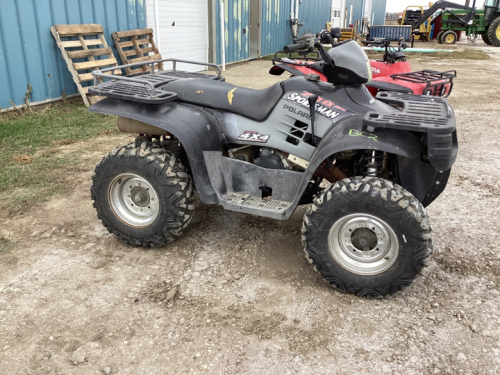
89,98 -> 222,205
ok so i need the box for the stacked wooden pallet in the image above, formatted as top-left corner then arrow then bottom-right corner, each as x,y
112,28 -> 163,75
51,24 -> 122,106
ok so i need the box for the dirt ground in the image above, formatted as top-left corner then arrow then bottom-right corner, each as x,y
1,40 -> 500,375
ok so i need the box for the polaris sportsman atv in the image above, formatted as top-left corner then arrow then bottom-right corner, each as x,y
89,43 -> 458,297
270,28 -> 457,98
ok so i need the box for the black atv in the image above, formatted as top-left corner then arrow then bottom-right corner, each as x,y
88,43 -> 458,297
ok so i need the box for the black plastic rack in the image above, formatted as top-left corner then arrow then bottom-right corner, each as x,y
88,58 -> 224,104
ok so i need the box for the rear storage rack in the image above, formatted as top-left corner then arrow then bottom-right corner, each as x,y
88,58 -> 223,104
364,92 -> 457,171
390,69 -> 457,98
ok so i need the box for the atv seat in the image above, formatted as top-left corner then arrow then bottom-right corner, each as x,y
163,78 -> 284,122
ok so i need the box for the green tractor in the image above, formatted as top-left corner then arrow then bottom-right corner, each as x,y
412,0 -> 500,46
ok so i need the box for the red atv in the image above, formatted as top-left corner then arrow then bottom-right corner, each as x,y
270,29 -> 457,98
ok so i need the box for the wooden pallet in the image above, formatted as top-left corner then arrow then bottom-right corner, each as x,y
340,28 -> 355,41
112,28 -> 163,75
51,24 -> 122,107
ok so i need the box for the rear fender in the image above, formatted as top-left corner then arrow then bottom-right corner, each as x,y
89,98 -> 222,204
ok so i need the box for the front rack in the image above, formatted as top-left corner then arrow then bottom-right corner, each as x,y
89,58 -> 223,104
390,69 -> 457,98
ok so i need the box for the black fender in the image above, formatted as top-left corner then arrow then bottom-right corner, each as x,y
89,98 -> 222,204
282,116 -> 441,217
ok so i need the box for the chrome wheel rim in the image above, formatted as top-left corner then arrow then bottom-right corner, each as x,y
328,213 -> 399,276
108,173 -> 160,228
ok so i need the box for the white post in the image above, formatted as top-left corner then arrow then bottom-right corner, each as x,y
220,1 -> 226,71
291,0 -> 295,19
295,0 -> 300,20
153,0 -> 161,50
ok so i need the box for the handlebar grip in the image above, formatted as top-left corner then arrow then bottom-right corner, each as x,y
283,42 -> 307,53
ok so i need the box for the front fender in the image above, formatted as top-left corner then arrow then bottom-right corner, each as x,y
89,98 -> 222,204
282,116 -> 425,218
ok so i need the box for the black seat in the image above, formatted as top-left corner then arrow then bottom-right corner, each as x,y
163,78 -> 284,122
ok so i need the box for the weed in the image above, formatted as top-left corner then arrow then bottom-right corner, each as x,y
0,102 -> 116,210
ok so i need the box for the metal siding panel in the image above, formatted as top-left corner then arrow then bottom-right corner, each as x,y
0,0 -> 147,109
79,0 -> 95,23
34,0 -> 63,99
372,0 -> 386,25
260,0 -> 293,56
0,8 -> 14,108
17,0 -> 49,103
0,1 -> 30,107
299,0 -> 332,35
49,0 -> 77,98
125,0 -> 139,30
215,0 -> 249,65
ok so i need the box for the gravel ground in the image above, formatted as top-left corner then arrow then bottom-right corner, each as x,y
1,41 -> 500,375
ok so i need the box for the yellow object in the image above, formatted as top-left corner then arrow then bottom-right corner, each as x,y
497,24 -> 500,39
401,4 -> 433,41
196,90 -> 204,94
228,88 -> 237,105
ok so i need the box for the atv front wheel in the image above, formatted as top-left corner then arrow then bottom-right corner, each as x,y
91,140 -> 194,247
487,17 -> 500,47
302,177 -> 433,297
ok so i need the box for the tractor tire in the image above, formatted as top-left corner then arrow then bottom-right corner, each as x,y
441,30 -> 458,45
302,177 -> 433,298
91,140 -> 195,248
482,32 -> 493,45
487,16 -> 500,47
437,31 -> 445,44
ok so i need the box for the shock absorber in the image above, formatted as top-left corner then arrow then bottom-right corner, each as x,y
363,150 -> 384,177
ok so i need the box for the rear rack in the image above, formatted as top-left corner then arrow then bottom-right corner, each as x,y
88,58 -> 223,104
390,69 -> 457,98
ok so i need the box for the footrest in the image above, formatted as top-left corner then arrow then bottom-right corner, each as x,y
221,193 -> 292,219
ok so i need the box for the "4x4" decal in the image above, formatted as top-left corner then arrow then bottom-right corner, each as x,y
237,131 -> 270,143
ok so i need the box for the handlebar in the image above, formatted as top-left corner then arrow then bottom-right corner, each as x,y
283,42 -> 308,53
314,42 -> 334,66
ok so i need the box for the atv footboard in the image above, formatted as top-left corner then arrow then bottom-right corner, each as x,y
364,92 -> 458,172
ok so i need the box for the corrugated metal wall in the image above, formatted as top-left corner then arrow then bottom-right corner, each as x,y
0,0 -> 146,110
371,0 -> 387,25
260,0 -> 292,57
346,0 -> 386,32
215,0 -> 250,65
298,0 -> 333,35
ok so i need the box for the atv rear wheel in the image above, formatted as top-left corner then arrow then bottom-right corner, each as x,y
437,31 -> 445,44
302,177 -> 433,297
91,140 -> 194,247
441,30 -> 457,45
487,17 -> 500,47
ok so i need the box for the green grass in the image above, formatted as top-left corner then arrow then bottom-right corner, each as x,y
0,102 -> 116,210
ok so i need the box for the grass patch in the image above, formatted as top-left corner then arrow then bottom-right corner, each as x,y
0,102 -> 117,211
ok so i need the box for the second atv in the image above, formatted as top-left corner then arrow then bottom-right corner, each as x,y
270,28 -> 457,98
88,41 -> 458,297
